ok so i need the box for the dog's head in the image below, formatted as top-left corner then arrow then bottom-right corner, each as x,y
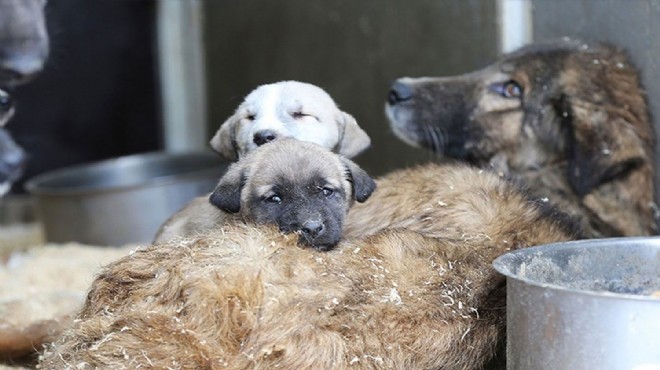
386,39 -> 653,199
0,0 -> 48,197
0,0 -> 49,87
209,138 -> 376,250
210,80 -> 371,161
0,89 -> 26,196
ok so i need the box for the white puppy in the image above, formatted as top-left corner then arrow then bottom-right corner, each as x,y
210,80 -> 370,160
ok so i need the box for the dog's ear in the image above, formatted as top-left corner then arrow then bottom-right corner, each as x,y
209,163 -> 245,213
564,95 -> 650,197
210,114 -> 240,161
335,112 -> 371,158
340,157 -> 376,203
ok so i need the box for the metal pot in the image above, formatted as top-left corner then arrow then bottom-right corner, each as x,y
493,237 -> 660,370
26,151 -> 229,246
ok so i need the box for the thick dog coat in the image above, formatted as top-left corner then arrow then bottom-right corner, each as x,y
39,164 -> 579,370
386,39 -> 656,237
156,139 -> 375,250
211,80 -> 371,160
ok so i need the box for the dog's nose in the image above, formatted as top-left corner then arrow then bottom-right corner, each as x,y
387,81 -> 413,105
253,130 -> 277,146
301,220 -> 324,239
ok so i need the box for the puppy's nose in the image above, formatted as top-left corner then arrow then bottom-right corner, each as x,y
301,220 -> 324,239
253,130 -> 277,146
387,81 -> 413,105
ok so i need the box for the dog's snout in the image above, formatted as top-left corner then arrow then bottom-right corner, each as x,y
388,81 -> 413,105
301,220 -> 324,238
253,130 -> 277,146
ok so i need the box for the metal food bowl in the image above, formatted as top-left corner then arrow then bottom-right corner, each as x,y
25,151 -> 229,246
493,237 -> 660,370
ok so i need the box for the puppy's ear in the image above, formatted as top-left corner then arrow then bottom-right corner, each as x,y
340,157 -> 376,203
209,163 -> 245,213
563,93 -> 651,197
210,114 -> 240,161
335,112 -> 371,158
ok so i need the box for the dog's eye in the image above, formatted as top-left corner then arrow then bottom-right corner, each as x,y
265,195 -> 282,204
491,80 -> 523,99
320,187 -> 334,197
292,111 -> 308,119
246,113 -> 256,121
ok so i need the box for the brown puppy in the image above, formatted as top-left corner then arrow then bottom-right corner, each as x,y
39,164 -> 579,370
156,138 -> 375,250
386,39 -> 656,237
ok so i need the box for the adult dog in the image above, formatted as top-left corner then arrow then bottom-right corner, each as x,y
156,139 -> 375,249
154,81 -> 371,242
0,0 -> 49,196
211,80 -> 371,160
386,39 -> 656,237
40,163 -> 579,369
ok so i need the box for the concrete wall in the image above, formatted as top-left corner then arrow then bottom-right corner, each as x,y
532,0 -> 660,202
203,0 -> 499,175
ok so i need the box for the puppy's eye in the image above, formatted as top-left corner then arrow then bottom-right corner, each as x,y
320,187 -> 334,197
292,111 -> 307,119
246,113 -> 256,121
490,80 -> 523,99
265,195 -> 282,204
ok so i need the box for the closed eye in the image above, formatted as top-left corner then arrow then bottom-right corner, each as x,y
292,111 -> 308,119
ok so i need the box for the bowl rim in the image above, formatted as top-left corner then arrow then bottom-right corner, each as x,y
492,236 -> 660,302
25,151 -> 229,196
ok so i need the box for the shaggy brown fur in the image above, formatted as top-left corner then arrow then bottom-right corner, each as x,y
386,39 -> 656,237
39,163 -> 579,369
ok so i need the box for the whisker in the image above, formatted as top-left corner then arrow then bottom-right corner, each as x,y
424,125 -> 445,154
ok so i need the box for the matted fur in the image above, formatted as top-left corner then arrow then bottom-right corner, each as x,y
39,164 -> 579,369
386,39 -> 656,237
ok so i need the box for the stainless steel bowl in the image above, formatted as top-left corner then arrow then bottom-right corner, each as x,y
493,237 -> 660,370
25,151 -> 229,245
